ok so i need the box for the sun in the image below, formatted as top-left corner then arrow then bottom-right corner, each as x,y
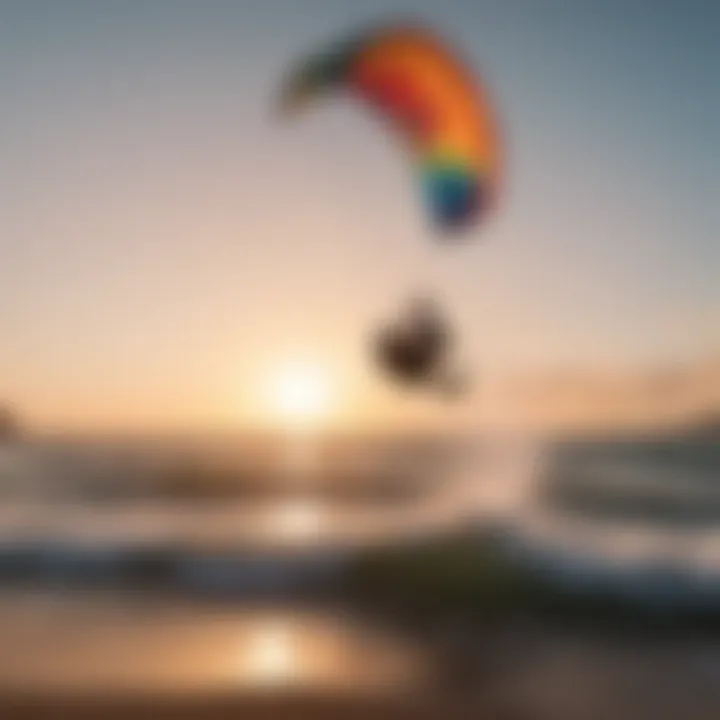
267,360 -> 333,427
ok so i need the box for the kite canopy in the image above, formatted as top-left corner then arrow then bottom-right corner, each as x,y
281,23 -> 502,234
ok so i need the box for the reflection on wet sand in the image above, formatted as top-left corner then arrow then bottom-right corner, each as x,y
241,622 -> 296,687
236,614 -> 424,692
0,591 -> 427,696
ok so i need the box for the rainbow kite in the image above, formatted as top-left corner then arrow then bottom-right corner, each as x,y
281,22 -> 502,234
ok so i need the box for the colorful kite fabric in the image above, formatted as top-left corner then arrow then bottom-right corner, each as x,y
281,23 -> 502,233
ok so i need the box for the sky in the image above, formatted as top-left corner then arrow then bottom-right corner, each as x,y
0,0 -> 718,432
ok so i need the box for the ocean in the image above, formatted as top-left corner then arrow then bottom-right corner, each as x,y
0,433 -> 718,593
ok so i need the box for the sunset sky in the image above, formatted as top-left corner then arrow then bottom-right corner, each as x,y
0,0 -> 717,432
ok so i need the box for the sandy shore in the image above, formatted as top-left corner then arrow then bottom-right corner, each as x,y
1,589 -> 719,719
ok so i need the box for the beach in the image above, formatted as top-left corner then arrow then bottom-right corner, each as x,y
1,435 -> 720,719
0,588 -> 719,720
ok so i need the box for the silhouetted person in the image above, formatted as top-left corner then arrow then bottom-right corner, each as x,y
373,296 -> 470,397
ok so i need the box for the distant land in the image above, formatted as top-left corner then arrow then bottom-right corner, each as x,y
504,355 -> 720,436
0,405 -> 20,442
682,411 -> 720,440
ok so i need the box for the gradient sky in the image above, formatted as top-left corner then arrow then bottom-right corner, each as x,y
0,0 -> 718,431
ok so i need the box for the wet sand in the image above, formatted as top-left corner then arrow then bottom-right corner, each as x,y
1,589 -> 720,719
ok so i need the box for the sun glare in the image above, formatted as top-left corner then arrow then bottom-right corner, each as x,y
268,361 -> 333,427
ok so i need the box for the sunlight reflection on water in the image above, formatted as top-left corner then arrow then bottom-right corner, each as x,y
266,500 -> 323,545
